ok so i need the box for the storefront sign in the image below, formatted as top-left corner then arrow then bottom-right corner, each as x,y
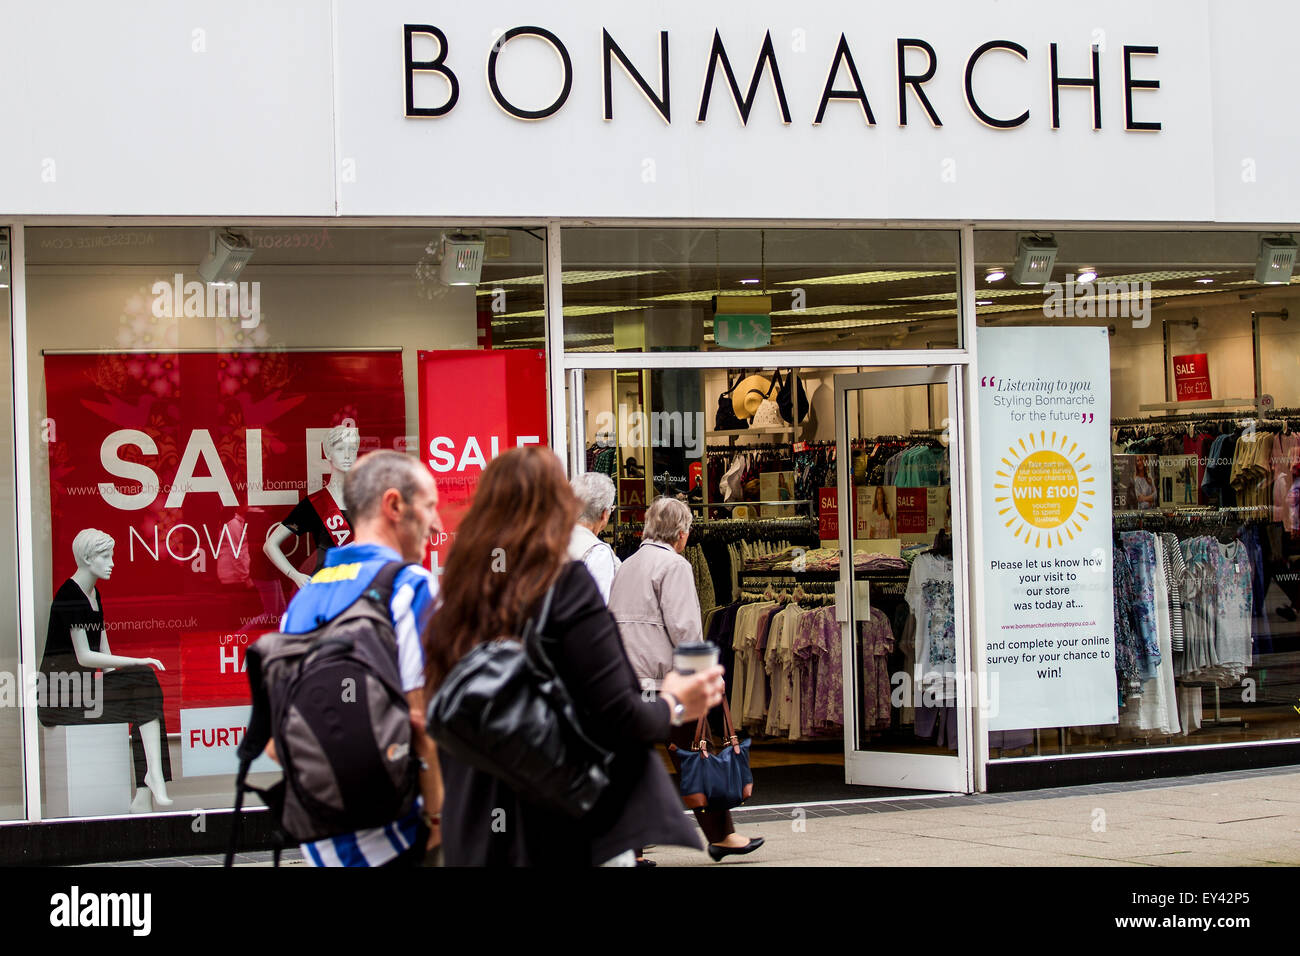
417,350 -> 548,572
1173,353 -> 1212,401
976,327 -> 1116,731
402,24 -> 1165,133
44,350 -> 407,730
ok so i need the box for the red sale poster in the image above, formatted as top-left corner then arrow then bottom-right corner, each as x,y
417,350 -> 548,572
818,487 -> 838,541
1173,353 -> 1212,401
44,350 -> 406,733
895,488 -> 929,534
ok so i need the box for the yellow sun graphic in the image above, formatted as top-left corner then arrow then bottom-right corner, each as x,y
992,430 -> 1096,548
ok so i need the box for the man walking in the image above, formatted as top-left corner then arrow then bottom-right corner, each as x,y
278,450 -> 444,866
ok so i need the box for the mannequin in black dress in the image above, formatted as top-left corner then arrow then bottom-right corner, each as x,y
38,529 -> 173,811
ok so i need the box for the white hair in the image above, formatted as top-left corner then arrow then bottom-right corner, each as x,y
571,472 -> 616,523
72,528 -> 115,566
643,497 -> 691,544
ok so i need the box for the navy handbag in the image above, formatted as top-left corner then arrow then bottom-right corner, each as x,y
671,697 -> 753,810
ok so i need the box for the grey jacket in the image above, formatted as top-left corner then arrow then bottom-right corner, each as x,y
608,539 -> 702,689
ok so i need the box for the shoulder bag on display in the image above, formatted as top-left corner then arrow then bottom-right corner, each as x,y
425,583 -> 614,819
775,370 -> 809,425
671,697 -> 753,810
715,373 -> 749,431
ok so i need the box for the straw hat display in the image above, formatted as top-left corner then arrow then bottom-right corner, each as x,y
730,374 -> 773,421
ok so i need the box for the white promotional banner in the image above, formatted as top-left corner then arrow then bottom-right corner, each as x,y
977,327 -> 1116,731
180,706 -> 277,777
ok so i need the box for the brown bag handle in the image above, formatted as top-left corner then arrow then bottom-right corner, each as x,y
692,696 -> 742,756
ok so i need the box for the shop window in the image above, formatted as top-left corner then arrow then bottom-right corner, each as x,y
0,229 -> 23,820
579,362 -> 958,768
975,230 -> 1300,758
24,225 -> 545,818
557,227 -> 960,353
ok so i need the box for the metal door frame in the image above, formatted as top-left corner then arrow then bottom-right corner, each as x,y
834,365 -> 975,792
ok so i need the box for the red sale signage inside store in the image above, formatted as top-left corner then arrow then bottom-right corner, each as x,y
417,350 -> 548,572
1173,353 -> 1212,401
44,350 -> 406,754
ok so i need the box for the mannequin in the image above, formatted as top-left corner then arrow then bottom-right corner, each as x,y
264,423 -> 360,589
38,529 -> 173,811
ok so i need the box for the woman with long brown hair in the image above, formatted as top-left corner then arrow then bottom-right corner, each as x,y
425,446 -> 724,867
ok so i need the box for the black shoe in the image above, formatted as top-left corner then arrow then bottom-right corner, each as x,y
635,858 -> 657,868
707,837 -> 765,862
1278,605 -> 1297,622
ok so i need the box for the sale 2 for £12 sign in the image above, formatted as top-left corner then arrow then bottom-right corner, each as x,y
1173,353 -> 1212,401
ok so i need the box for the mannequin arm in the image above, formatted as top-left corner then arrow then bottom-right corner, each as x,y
70,627 -> 163,671
263,523 -> 312,588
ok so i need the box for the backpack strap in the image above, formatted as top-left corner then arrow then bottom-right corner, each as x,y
361,560 -> 412,609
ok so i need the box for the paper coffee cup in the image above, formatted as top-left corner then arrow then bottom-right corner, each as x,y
673,641 -> 719,675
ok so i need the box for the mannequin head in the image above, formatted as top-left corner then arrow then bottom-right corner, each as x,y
72,528 -> 115,581
323,424 -> 361,474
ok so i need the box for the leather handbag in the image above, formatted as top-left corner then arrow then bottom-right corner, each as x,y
715,373 -> 749,431
427,583 -> 614,819
671,698 -> 753,810
774,369 -> 809,424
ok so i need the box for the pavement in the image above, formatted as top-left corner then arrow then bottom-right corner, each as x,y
80,765 -> 1300,867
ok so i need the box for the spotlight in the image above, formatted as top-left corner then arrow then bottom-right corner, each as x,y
197,229 -> 253,284
984,267 -> 1006,283
439,233 -> 485,286
1012,237 -> 1058,286
1255,237 -> 1297,285
1076,268 -> 1098,284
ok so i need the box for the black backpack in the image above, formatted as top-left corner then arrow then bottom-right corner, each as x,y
226,561 -> 420,865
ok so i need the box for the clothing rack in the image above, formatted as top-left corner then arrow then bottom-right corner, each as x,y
1112,506 -> 1271,532
705,442 -> 792,453
1111,409 -> 1293,427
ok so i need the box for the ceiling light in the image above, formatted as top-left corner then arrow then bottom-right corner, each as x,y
1256,237 -> 1298,285
1011,237 -> 1057,286
976,300 -> 993,306
439,234 -> 485,286
770,304 -> 899,316
984,268 -> 1006,282
775,270 -> 954,286
1097,270 -> 1232,284
197,229 -> 253,284
643,289 -> 772,302
498,305 -> 645,319
738,278 -> 760,285
1194,278 -> 1215,284
1076,268 -> 1098,284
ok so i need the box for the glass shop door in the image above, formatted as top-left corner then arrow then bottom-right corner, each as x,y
834,366 -> 973,792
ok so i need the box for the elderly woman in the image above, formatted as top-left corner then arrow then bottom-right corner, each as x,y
608,496 -> 764,863
568,472 -> 621,603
